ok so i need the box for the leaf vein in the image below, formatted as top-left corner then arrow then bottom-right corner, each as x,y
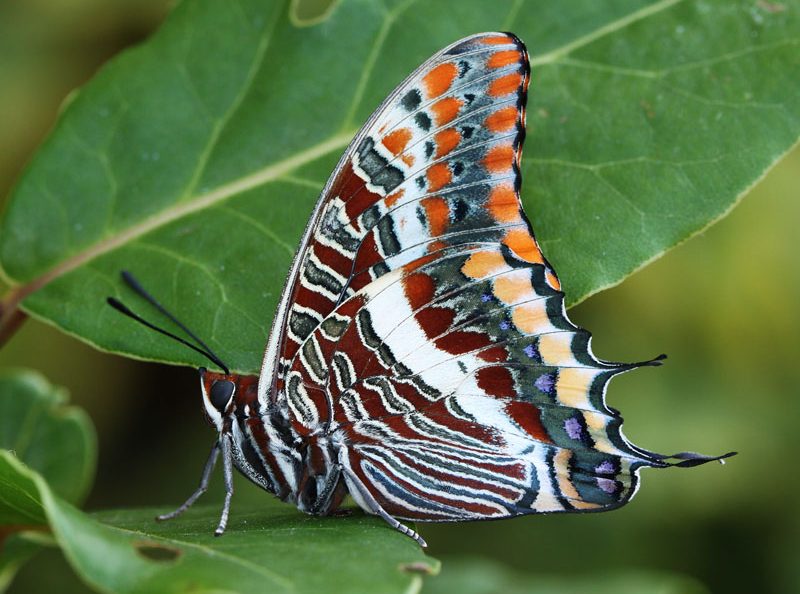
339,0 -> 421,131
530,0 -> 685,66
181,1 -> 285,199
8,131 -> 355,308
131,241 -> 264,333
215,204 -> 295,255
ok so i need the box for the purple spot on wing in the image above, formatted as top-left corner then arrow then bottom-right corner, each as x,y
595,461 -> 615,475
597,477 -> 618,494
523,343 -> 539,359
499,320 -> 510,330
564,417 -> 583,440
535,373 -> 554,393
481,293 -> 493,302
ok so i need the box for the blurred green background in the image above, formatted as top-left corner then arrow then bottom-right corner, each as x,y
1,1 -> 797,593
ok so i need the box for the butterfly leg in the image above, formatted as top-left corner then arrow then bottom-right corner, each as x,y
214,432 -> 235,536
156,441 -> 220,522
339,461 -> 427,548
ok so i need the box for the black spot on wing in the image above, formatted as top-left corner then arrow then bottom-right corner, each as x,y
401,89 -> 422,112
415,112 -> 432,131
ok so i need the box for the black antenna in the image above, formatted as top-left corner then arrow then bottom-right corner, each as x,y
121,271 -> 222,358
107,272 -> 230,375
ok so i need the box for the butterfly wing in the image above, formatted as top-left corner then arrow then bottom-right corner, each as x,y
271,32 -> 673,519
284,237 -> 669,518
258,32 -> 548,405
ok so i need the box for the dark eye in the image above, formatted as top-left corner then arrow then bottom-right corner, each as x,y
209,380 -> 235,412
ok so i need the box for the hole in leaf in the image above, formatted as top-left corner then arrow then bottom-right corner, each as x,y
290,0 -> 339,26
133,540 -> 182,562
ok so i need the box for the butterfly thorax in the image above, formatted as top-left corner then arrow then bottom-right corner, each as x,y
200,370 -> 345,514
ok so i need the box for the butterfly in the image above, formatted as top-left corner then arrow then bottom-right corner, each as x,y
111,32 -> 733,547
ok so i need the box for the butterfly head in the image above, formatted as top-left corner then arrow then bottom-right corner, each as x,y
199,368 -> 235,427
199,368 -> 259,430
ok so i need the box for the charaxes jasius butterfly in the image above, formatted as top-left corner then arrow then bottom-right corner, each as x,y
111,32 -> 734,547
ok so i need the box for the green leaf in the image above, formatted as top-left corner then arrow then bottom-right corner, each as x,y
0,534 -> 50,593
425,557 -> 710,594
0,452 -> 437,594
0,369 -> 96,505
0,369 -> 96,592
1,0 -> 798,371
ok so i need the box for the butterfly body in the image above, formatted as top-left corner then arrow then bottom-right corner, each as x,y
119,32 -> 732,546
200,369 -> 347,517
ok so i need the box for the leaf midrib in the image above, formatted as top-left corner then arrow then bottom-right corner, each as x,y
3,131 -> 355,309
528,0 -> 685,66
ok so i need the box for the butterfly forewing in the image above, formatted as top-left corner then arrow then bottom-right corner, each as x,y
270,32 -> 667,520
258,33 -> 558,403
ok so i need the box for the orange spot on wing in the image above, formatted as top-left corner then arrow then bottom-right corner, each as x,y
423,62 -> 458,99
488,50 -> 520,69
434,128 -> 461,158
430,97 -> 463,126
401,154 -> 415,167
489,73 -> 522,97
487,185 -> 520,223
546,270 -> 561,290
426,239 -> 449,253
421,196 -> 450,236
512,302 -> 551,334
426,162 -> 452,192
382,128 -> 412,155
503,228 -> 543,264
462,250 -> 507,279
485,106 -> 518,133
384,189 -> 404,208
493,274 -> 533,304
403,253 -> 437,272
483,144 -> 515,173
482,35 -> 513,45
556,368 -> 594,409
538,334 -> 573,367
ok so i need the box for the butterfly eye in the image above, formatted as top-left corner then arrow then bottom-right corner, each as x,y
209,380 -> 235,412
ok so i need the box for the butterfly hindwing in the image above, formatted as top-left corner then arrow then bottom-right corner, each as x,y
284,240 -> 658,519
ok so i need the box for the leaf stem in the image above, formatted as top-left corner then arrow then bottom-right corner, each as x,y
0,291 -> 29,348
